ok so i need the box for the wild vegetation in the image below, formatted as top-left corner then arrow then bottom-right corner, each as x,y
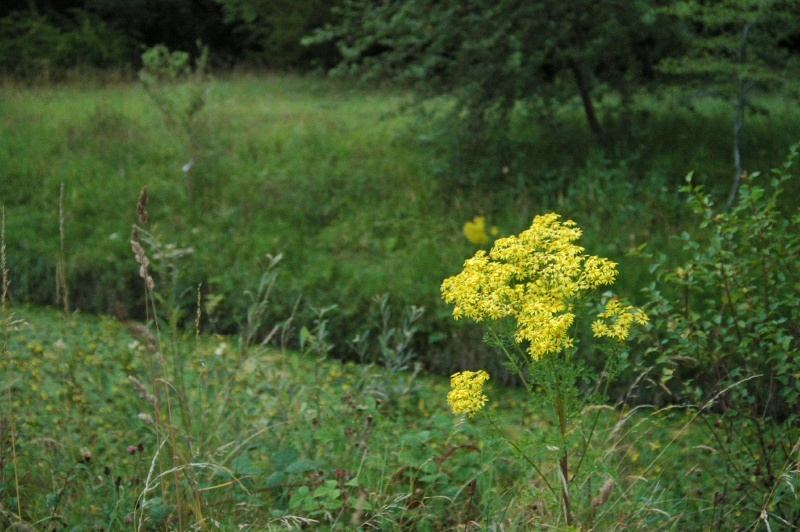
1,70 -> 799,529
1,1 -> 800,528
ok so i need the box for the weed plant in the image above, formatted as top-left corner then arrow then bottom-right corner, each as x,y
441,213 -> 649,529
138,43 -> 210,200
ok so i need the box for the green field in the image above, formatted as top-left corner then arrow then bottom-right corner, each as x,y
2,74 -> 800,529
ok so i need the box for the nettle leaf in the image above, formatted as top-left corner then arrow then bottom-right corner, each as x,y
313,481 -> 341,500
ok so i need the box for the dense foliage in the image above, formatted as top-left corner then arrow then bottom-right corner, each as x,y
631,143 -> 800,525
0,0 -> 338,76
307,0 -> 799,191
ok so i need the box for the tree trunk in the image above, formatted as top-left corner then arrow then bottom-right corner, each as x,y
726,20 -> 754,211
726,74 -> 745,211
569,59 -> 602,137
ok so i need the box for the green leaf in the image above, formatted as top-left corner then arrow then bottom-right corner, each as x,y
285,459 -> 321,474
271,446 -> 300,470
266,471 -> 287,488
299,326 -> 311,350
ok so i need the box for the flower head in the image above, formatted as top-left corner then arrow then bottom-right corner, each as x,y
591,299 -> 648,342
463,216 -> 489,245
447,370 -> 490,417
442,213 -> 620,360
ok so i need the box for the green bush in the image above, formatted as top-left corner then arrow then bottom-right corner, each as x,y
0,9 -> 134,80
633,143 -> 800,525
637,142 -> 800,416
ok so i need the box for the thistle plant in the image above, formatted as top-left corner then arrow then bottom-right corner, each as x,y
442,213 -> 647,528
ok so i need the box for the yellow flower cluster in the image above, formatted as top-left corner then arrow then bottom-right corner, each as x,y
591,299 -> 649,341
463,216 -> 497,245
441,213 -> 621,360
447,370 -> 490,417
463,216 -> 489,245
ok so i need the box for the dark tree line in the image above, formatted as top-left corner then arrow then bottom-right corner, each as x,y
0,0 -> 343,76
305,0 -> 799,196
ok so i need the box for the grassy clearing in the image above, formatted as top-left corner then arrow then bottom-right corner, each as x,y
0,75 -> 462,354
2,74 -> 799,376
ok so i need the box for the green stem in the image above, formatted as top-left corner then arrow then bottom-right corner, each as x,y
484,414 -> 557,497
572,350 -> 616,481
488,328 -> 530,391
552,357 -> 573,527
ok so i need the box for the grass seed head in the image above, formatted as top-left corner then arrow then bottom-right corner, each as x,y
136,186 -> 148,225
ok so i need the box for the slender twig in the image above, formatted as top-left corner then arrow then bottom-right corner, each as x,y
572,352 -> 617,482
57,183 -> 69,313
698,415 -> 761,506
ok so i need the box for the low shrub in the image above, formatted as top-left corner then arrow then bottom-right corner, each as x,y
633,142 -> 800,525
0,9 -> 135,80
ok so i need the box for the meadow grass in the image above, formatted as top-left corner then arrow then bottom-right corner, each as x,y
0,176 -> 798,529
0,74 -> 458,344
1,301 -> 760,530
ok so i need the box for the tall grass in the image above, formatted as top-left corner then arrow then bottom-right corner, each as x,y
1,206 -> 23,521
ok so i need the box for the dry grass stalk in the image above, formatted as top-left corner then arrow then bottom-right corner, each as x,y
56,182 -> 69,313
1,207 -> 6,312
130,226 -> 155,291
136,186 -> 148,225
127,323 -> 157,352
592,477 -> 615,510
129,187 -> 189,529
129,375 -> 158,405
583,476 -> 616,530
1,206 -> 23,520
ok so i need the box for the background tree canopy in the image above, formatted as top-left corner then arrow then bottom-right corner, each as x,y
0,0 -> 342,74
307,0 -> 684,136
305,0 -> 799,191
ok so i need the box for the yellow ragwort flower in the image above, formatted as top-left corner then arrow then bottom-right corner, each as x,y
442,213 -> 624,360
591,299 -> 648,342
447,370 -> 490,417
463,216 -> 489,245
